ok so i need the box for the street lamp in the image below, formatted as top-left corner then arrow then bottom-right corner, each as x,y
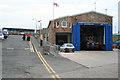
38,20 -> 42,34
32,19 -> 37,34
105,9 -> 107,15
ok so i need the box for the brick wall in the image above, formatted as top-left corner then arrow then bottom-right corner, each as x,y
48,11 -> 113,44
72,12 -> 112,25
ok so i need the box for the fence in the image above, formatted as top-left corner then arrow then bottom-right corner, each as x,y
34,34 -> 59,56
43,40 -> 59,56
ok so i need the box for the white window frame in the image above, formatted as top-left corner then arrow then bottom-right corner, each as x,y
70,23 -> 72,28
62,21 -> 67,28
56,22 -> 59,28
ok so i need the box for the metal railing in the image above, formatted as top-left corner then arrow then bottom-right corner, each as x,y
34,34 -> 59,56
43,40 -> 59,56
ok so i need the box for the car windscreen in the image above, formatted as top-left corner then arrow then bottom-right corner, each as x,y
66,44 -> 73,47
3,31 -> 7,34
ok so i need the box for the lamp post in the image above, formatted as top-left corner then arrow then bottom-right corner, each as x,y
38,20 -> 42,34
105,9 -> 107,15
32,19 -> 37,34
38,20 -> 43,46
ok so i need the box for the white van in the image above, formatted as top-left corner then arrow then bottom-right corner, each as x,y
0,29 -> 4,39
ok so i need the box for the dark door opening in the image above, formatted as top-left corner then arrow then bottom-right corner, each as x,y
80,25 -> 105,50
56,33 -> 71,46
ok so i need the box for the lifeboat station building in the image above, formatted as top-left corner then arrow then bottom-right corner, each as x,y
48,11 -> 113,51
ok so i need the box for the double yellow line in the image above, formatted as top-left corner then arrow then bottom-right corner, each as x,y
29,41 -> 34,52
36,52 -> 61,80
29,40 -> 61,80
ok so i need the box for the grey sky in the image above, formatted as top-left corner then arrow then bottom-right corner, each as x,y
0,0 -> 119,33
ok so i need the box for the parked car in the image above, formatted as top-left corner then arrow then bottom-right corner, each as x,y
116,41 -> 120,49
0,33 -> 4,40
60,43 -> 75,52
118,44 -> 120,49
3,29 -> 9,39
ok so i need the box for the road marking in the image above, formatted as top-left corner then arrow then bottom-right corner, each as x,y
32,41 -> 61,80
36,52 -> 52,73
6,48 -> 14,50
29,41 -> 34,52
55,75 -> 62,80
52,75 -> 57,80
38,52 -> 56,73
4,48 -> 30,50
24,48 -> 30,50
37,52 -> 61,80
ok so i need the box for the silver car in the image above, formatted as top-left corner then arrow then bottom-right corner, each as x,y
60,43 -> 75,52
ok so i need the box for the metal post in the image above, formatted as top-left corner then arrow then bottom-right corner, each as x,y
38,20 -> 42,46
94,0 -> 97,12
32,19 -> 37,34
105,9 -> 107,15
38,20 -> 42,34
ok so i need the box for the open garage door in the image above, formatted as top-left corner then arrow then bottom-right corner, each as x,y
80,25 -> 105,50
73,23 -> 112,51
56,33 -> 72,46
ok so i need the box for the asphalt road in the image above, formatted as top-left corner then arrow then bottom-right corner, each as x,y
2,35 -> 51,78
2,35 -> 86,79
2,35 -> 118,79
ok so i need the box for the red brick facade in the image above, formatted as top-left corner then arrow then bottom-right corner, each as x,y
48,11 -> 112,44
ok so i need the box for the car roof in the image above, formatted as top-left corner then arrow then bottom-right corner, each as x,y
64,43 -> 73,45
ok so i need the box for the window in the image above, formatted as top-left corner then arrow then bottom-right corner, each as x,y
62,21 -> 67,27
56,21 -> 59,28
66,44 -> 74,47
70,23 -> 72,28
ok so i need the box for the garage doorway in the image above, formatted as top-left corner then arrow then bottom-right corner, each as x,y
80,25 -> 105,50
56,33 -> 72,46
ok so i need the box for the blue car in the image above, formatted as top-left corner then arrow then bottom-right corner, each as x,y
116,41 -> 120,49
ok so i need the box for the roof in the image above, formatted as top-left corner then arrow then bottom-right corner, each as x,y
71,11 -> 113,18
3,27 -> 35,31
50,11 -> 113,21
48,11 -> 113,28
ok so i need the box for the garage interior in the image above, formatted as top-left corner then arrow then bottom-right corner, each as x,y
56,33 -> 72,46
80,25 -> 105,50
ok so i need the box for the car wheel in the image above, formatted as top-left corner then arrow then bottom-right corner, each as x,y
65,48 -> 69,52
72,49 -> 75,52
4,36 -> 7,39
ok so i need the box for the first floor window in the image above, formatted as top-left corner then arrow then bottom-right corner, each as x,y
56,21 -> 59,28
62,21 -> 67,28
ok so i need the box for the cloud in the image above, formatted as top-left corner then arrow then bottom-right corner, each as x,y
0,0 -> 119,33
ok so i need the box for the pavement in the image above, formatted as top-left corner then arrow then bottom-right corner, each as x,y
59,49 -> 118,68
58,49 -> 118,78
